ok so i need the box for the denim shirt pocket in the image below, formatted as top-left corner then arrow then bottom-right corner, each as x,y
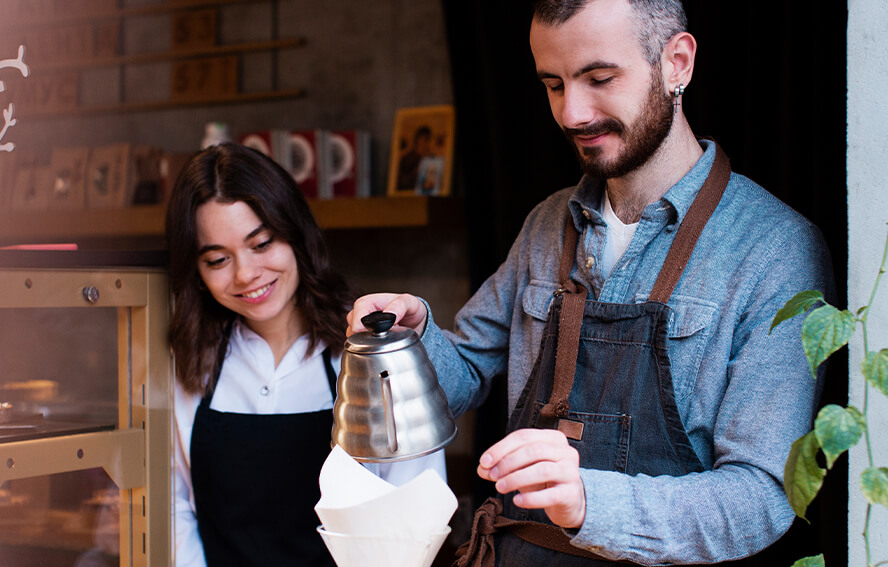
637,293 -> 719,402
521,280 -> 559,377
522,279 -> 558,320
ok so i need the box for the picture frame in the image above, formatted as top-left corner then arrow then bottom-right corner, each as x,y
386,104 -> 455,197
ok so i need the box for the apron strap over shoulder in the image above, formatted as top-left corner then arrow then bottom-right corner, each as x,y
544,142 -> 730,422
649,142 -> 731,304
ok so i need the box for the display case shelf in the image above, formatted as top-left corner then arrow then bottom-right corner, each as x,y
0,258 -> 171,567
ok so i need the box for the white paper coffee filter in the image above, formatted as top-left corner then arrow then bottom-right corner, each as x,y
317,444 -> 395,509
317,526 -> 450,567
315,445 -> 458,541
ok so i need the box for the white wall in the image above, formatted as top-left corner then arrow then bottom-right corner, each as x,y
847,0 -> 888,564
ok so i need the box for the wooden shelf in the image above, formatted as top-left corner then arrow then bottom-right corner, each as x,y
40,37 -> 307,73
8,1 -> 307,118
18,88 -> 307,119
1,0 -> 264,31
309,196 -> 464,229
0,197 -> 464,246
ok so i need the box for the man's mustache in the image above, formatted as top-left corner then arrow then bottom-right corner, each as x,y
563,119 -> 624,139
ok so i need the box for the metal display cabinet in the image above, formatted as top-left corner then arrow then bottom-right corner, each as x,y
0,251 -> 171,567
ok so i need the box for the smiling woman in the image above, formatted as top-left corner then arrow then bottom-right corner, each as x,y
195,200 -> 305,364
165,143 -> 348,397
164,143 -> 446,567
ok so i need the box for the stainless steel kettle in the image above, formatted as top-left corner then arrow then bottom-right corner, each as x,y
332,311 -> 457,462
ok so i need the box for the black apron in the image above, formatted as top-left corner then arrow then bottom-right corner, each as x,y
455,144 -> 732,566
190,332 -> 337,567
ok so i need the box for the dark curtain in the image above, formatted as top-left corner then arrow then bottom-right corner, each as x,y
442,1 -> 848,565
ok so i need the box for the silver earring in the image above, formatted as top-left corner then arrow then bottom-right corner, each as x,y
673,83 -> 685,114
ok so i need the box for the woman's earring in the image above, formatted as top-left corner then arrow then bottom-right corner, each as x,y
673,83 -> 685,114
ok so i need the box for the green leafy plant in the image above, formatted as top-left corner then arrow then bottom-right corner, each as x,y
770,227 -> 888,567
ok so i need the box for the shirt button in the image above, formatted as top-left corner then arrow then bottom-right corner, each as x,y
585,256 -> 595,269
260,385 -> 270,396
582,209 -> 592,220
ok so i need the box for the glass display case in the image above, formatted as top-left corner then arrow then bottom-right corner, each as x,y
0,250 -> 171,567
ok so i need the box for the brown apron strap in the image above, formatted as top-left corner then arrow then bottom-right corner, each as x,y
454,498 -> 611,566
544,143 -> 731,422
540,218 -> 588,421
649,142 -> 731,303
507,522 -> 616,560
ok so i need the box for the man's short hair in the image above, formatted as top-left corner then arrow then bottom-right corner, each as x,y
532,0 -> 688,66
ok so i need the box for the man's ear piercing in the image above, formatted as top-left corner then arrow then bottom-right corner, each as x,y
673,83 -> 685,114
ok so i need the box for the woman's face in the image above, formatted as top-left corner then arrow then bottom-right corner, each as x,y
195,199 -> 301,338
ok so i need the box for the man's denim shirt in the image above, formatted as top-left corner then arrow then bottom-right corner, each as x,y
421,140 -> 835,565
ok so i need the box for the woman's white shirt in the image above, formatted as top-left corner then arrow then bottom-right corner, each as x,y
173,320 -> 447,567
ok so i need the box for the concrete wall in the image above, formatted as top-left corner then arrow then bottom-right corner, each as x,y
11,0 -> 454,196
847,0 -> 888,564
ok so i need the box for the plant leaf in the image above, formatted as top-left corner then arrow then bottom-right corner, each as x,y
791,554 -> 825,567
845,405 -> 868,430
814,405 -> 864,469
860,467 -> 888,508
770,290 -> 825,333
784,431 -> 826,520
862,349 -> 888,397
801,305 -> 856,377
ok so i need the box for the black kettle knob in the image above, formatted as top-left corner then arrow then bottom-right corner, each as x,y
361,311 -> 397,335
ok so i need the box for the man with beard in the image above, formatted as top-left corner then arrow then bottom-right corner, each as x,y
347,0 -> 833,565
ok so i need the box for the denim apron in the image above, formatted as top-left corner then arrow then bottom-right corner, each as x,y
455,144 -> 731,567
190,333 -> 338,567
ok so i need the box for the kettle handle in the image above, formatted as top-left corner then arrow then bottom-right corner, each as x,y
379,371 -> 398,453
362,311 -> 397,335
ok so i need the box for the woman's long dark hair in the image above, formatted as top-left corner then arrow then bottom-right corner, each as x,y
165,143 -> 351,395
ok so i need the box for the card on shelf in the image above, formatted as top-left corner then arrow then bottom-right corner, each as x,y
239,130 -> 278,158
85,143 -> 132,208
284,130 -> 331,200
130,145 -> 166,205
48,147 -> 89,210
239,129 -> 370,200
161,152 -> 194,205
11,166 -> 52,211
327,130 -> 371,199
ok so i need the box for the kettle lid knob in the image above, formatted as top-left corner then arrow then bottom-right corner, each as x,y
361,311 -> 396,335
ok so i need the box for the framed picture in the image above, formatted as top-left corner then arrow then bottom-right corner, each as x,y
386,104 -> 455,197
